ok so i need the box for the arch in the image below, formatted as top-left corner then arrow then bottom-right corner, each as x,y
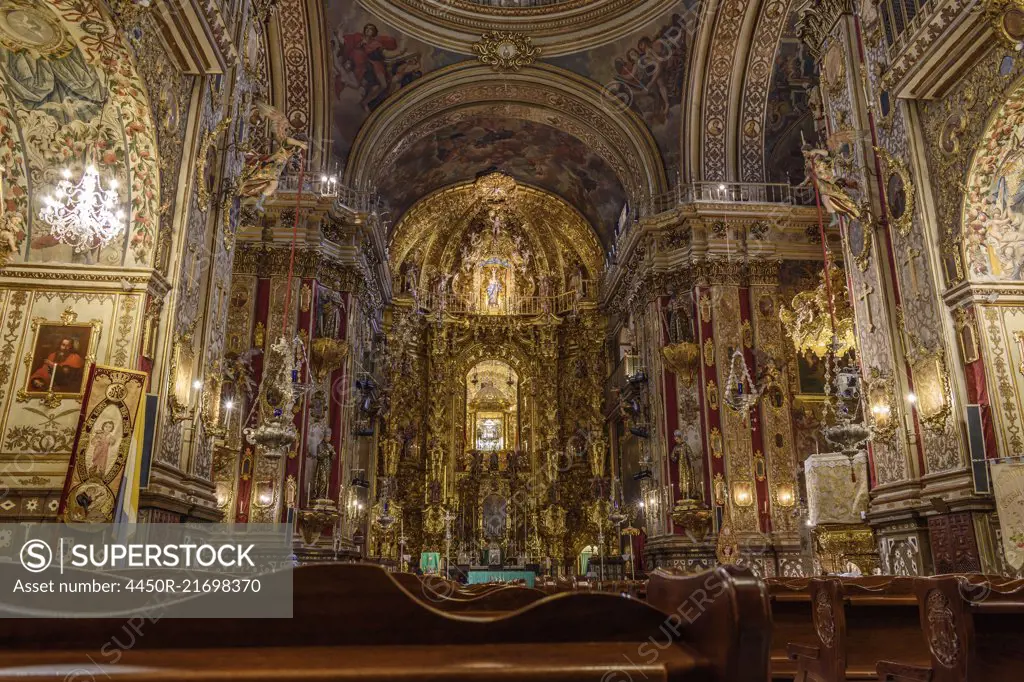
358,0 -> 681,57
688,0 -> 765,181
344,62 -> 669,206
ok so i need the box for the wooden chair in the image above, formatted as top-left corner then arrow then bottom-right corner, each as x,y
876,575 -> 1024,682
0,562 -> 770,682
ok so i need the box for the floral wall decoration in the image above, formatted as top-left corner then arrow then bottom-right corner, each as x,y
0,0 -> 159,267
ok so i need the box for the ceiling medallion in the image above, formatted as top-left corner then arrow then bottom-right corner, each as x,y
473,32 -> 540,72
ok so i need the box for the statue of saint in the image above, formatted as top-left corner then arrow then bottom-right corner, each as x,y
311,428 -> 335,502
486,272 -> 502,306
670,429 -> 704,507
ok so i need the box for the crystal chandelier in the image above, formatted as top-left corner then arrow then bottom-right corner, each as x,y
39,166 -> 125,252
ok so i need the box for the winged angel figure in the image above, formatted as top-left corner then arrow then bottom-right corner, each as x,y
800,130 -> 862,223
237,101 -> 308,210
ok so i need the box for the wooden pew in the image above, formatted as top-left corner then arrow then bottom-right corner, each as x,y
647,565 -> 773,682
391,572 -> 548,614
876,575 -> 1024,682
786,577 -> 930,682
765,577 -> 816,679
0,563 -> 770,682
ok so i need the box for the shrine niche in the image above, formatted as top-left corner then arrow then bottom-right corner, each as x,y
466,360 -> 519,456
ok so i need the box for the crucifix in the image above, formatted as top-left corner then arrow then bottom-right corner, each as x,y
857,283 -> 875,332
902,248 -> 922,299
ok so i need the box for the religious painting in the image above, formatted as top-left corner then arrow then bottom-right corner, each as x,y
796,349 -> 855,396
797,352 -> 827,395
59,365 -> 149,523
548,3 -> 693,171
377,118 -> 627,240
958,318 -> 980,364
846,218 -> 871,271
326,3 -> 461,166
887,172 -> 907,220
964,92 -> 1024,281
18,308 -> 100,405
763,14 -> 819,183
482,493 -> 507,540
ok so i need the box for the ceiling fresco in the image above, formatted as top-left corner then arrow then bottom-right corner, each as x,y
548,4 -> 694,175
326,1 -> 693,199
375,118 -> 627,244
763,12 -> 819,184
326,2 -> 464,168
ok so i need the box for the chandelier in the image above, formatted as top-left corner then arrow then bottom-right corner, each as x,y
723,349 -> 760,412
39,166 -> 125,252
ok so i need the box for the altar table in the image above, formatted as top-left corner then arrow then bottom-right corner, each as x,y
467,570 -> 536,587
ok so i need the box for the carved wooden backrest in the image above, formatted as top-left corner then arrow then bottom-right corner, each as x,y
915,575 -> 1024,682
648,565 -> 772,682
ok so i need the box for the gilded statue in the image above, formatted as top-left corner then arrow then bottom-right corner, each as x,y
310,427 -> 335,502
670,429 -> 704,508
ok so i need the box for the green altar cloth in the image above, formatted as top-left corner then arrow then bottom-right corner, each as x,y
467,570 -> 535,587
420,552 -> 440,574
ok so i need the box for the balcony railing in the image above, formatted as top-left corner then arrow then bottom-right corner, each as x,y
879,0 -> 935,53
413,289 -> 591,317
634,181 -> 816,218
275,173 -> 386,216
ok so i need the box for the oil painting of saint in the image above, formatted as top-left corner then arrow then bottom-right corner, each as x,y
25,324 -> 92,395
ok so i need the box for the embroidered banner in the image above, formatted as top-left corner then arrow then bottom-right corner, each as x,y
59,365 -> 149,523
991,462 -> 1024,571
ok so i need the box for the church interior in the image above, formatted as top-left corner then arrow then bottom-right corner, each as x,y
1,0 -> 1024,678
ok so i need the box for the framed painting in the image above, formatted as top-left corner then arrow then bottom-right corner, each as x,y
17,306 -> 101,408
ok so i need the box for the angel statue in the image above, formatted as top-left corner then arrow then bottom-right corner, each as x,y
670,429 -> 704,509
800,133 -> 861,223
0,210 -> 24,267
237,101 -> 308,211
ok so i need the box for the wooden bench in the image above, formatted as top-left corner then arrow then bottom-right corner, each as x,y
646,565 -> 772,682
765,578 -> 816,679
877,575 -> 1024,682
0,563 -> 770,682
786,577 -> 930,682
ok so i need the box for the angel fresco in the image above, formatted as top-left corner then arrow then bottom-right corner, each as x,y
966,132 -> 1024,280
605,13 -> 687,125
333,23 -> 422,112
237,102 -> 307,210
